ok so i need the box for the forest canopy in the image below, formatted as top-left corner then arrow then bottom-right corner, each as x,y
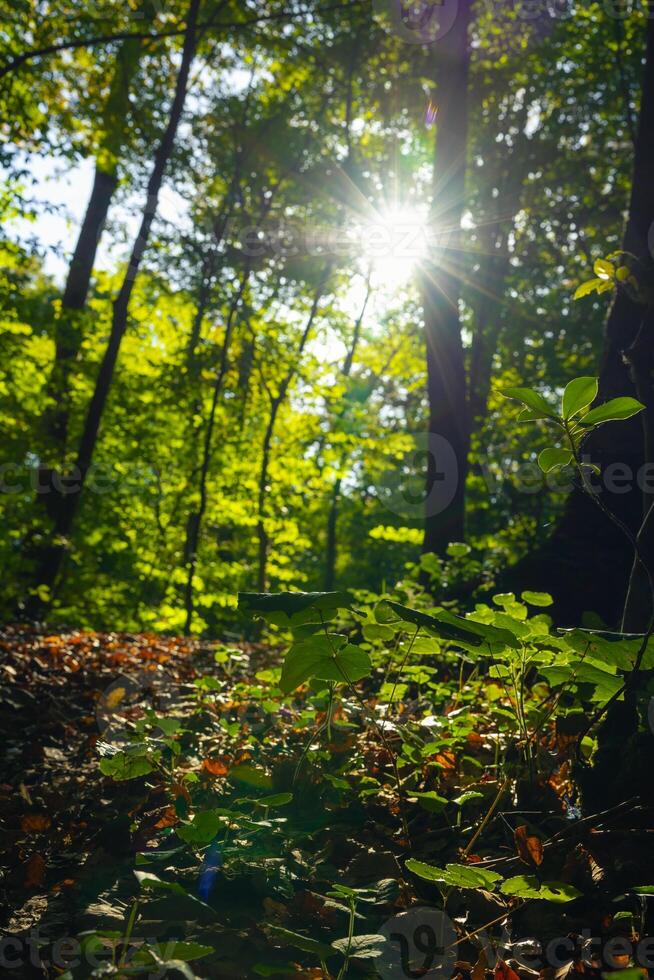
2,0 -> 651,634
5,2 -> 654,979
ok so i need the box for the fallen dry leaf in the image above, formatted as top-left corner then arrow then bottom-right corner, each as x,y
24,853 -> 46,889
202,757 -> 229,777
21,814 -> 52,833
514,824 -> 544,866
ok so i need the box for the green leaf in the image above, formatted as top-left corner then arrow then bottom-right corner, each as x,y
385,601 -> 520,650
280,634 -> 371,693
150,942 -> 215,963
501,387 -> 556,418
254,792 -> 293,808
227,764 -> 273,789
176,810 -> 224,845
573,278 -> 608,300
580,397 -> 645,427
267,925 -> 333,958
408,791 -> 449,812
540,661 -> 621,700
516,407 -> 551,422
500,876 -> 581,902
538,447 -> 573,473
99,750 -> 156,781
406,860 -> 503,890
593,258 -> 615,279
134,872 -> 187,896
562,376 -> 598,420
601,970 -> 645,980
238,591 -> 352,625
447,542 -> 471,558
521,591 -> 553,607
331,934 -> 387,958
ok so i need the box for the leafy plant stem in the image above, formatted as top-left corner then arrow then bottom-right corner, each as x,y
118,898 -> 139,968
462,777 -> 510,859
386,625 -> 420,715
565,421 -> 654,696
320,616 -> 411,843
336,897 -> 356,980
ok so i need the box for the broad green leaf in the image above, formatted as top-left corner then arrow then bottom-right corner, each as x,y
406,860 -> 503,890
134,872 -> 187,896
385,601 -> 519,650
238,590 -> 352,625
601,970 -> 646,980
521,591 -> 553,607
538,447 -> 573,473
580,397 -> 645,427
408,791 -> 449,812
447,542 -> 471,558
280,634 -> 371,692
331,934 -> 387,958
518,407 -> 553,422
573,278 -> 609,300
176,810 -> 224,845
540,661 -> 621,700
150,942 -> 215,963
501,387 -> 556,418
362,623 -> 396,642
500,876 -> 581,902
99,750 -> 156,781
267,925 -> 333,958
227,764 -> 273,789
452,790 -> 484,806
593,258 -> 614,279
562,376 -> 598,420
254,792 -> 293,808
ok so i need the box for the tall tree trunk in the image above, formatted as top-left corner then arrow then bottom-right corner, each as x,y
506,13 -> 654,626
183,268 -> 250,634
467,147 -> 524,429
25,0 -> 202,613
42,24 -> 146,463
256,273 -> 331,591
419,0 -> 473,557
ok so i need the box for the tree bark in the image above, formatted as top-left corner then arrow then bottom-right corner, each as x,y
505,13 -> 654,626
256,272 -> 331,591
42,26 -> 146,462
183,268 -> 249,634
419,0 -> 473,557
26,0 -> 202,612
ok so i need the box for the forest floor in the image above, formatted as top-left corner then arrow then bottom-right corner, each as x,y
1,624 -> 654,979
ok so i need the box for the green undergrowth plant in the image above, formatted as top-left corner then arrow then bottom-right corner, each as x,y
88,580 -> 654,977
502,376 -> 654,695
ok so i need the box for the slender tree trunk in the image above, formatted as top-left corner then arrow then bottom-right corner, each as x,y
183,268 -> 250,634
467,164 -> 520,428
324,477 -> 342,592
42,27 -> 146,462
25,0 -> 202,612
419,0 -> 473,557
256,274 -> 331,590
506,13 -> 654,626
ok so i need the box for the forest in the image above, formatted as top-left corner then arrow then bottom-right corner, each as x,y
2,0 -> 654,976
